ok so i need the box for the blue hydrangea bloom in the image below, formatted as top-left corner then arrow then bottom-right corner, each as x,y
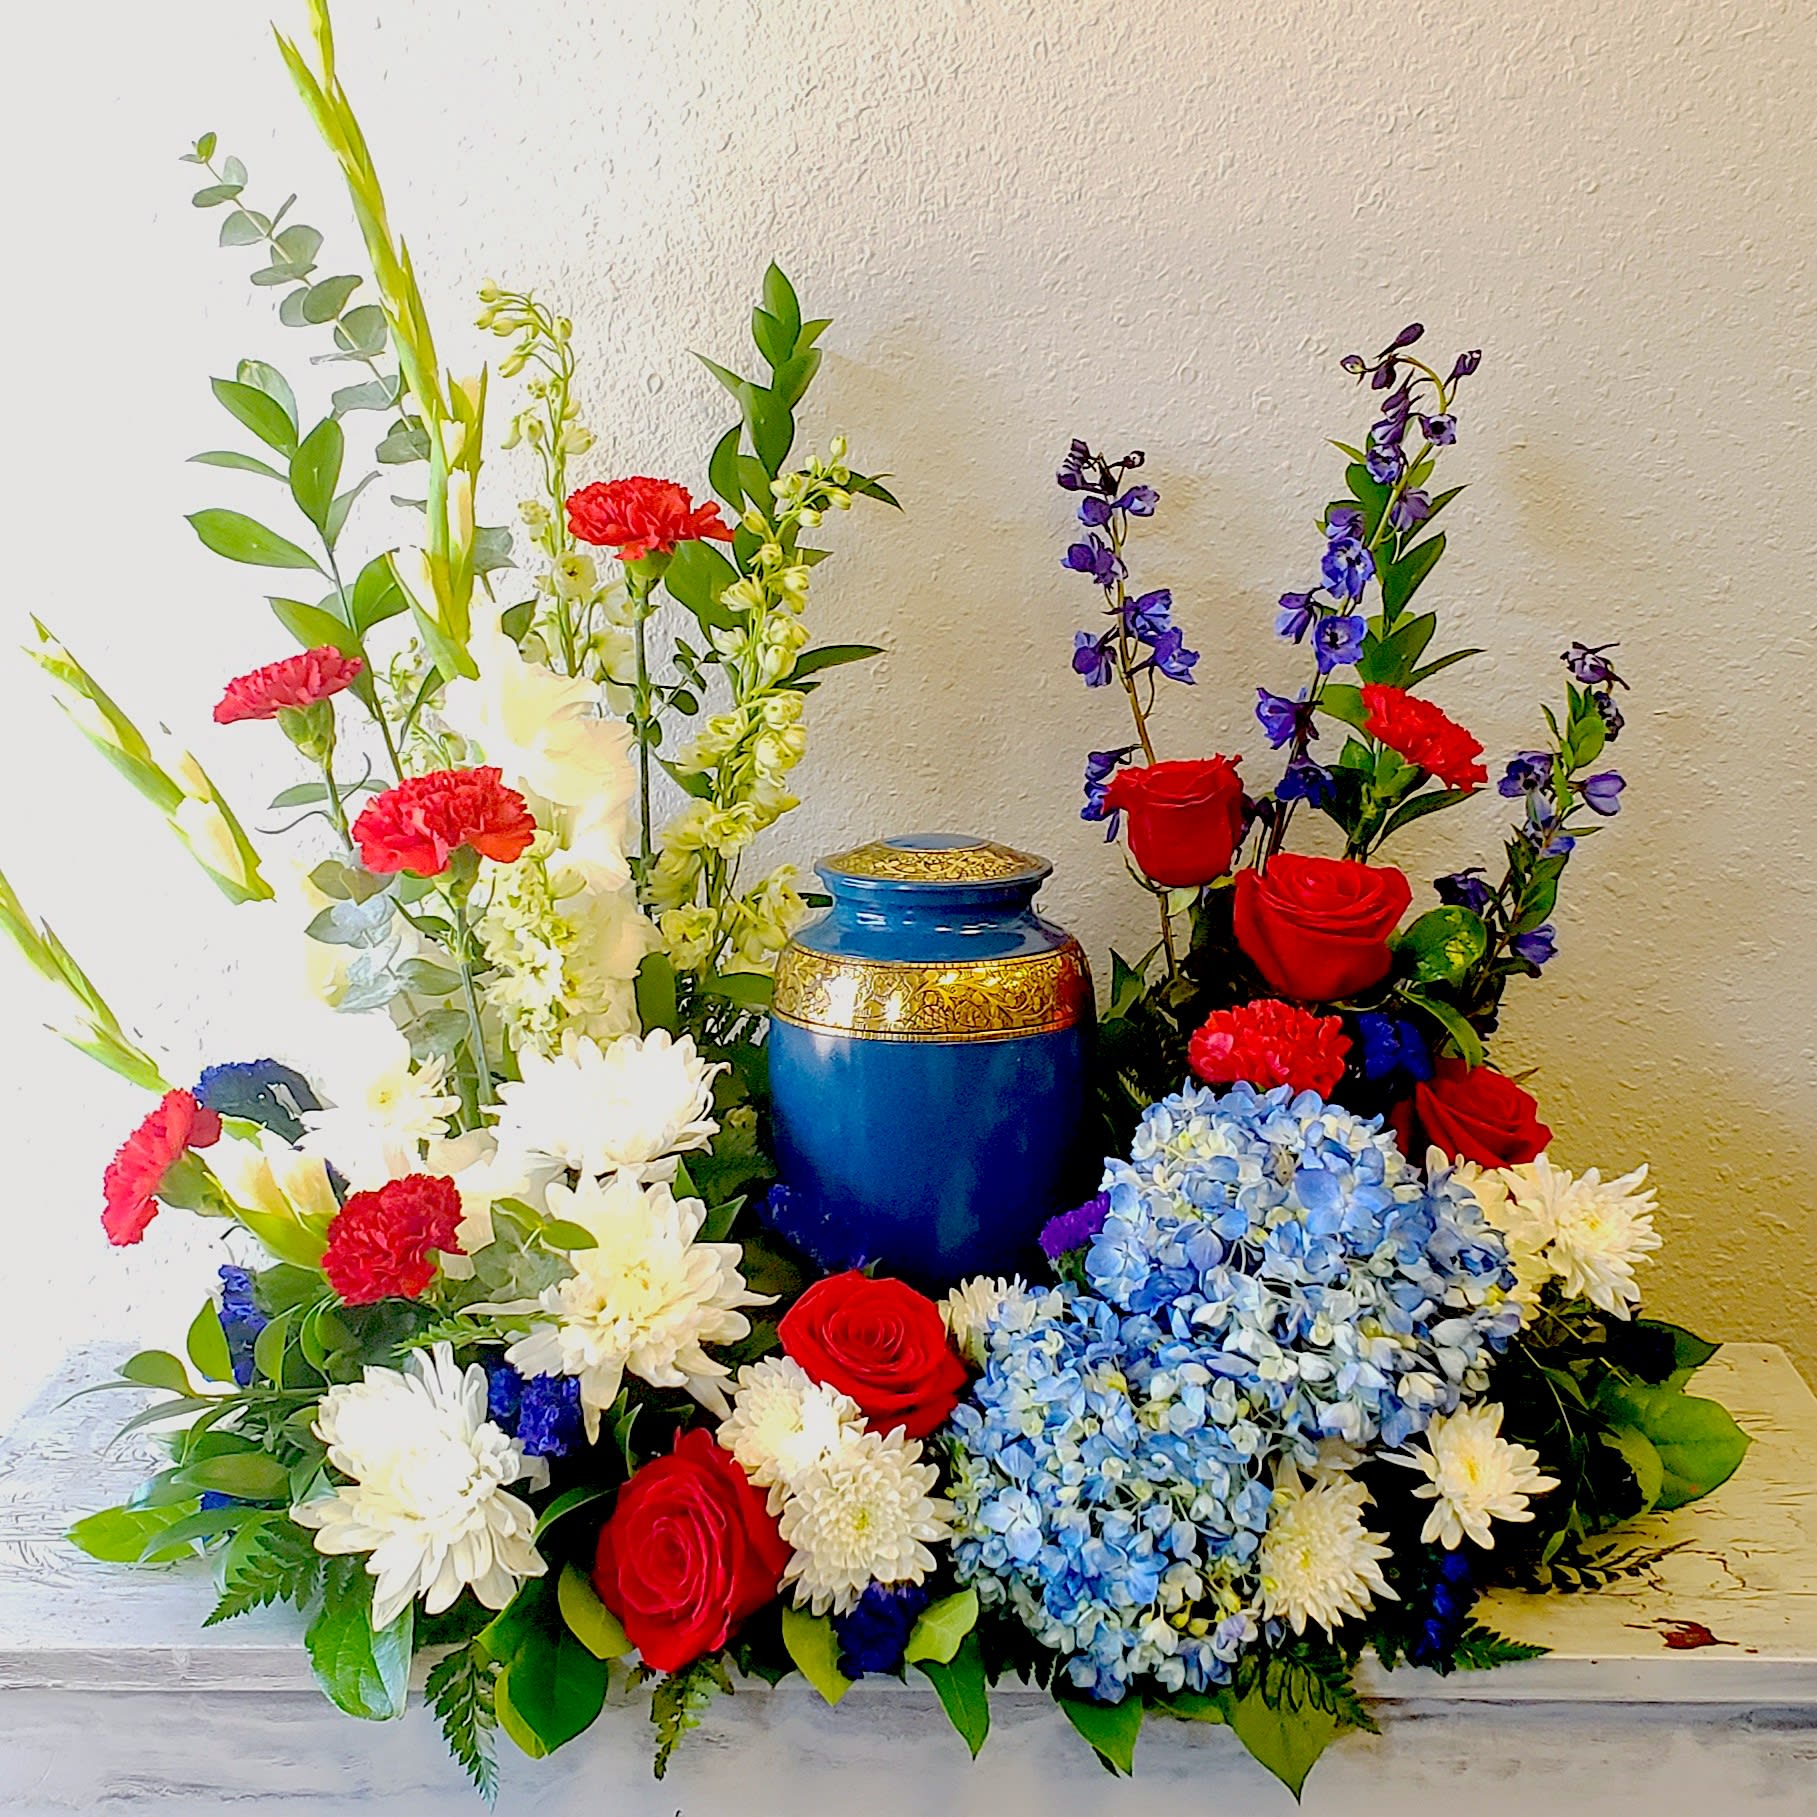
948,1082 -> 1517,1703
833,1581 -> 931,1677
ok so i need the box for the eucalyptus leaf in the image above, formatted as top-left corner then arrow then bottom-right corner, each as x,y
219,209 -> 267,248
302,274 -> 361,323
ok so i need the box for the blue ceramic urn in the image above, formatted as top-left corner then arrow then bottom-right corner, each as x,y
765,833 -> 1092,1289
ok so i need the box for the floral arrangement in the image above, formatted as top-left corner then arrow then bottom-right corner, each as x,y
3,4 -> 1748,1806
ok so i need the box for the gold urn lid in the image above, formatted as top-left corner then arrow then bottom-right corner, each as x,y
816,834 -> 1051,888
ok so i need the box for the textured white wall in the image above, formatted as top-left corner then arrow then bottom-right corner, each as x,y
1,0 -> 1813,1422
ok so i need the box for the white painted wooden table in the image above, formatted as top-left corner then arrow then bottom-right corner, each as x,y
1,1343 -> 1813,1815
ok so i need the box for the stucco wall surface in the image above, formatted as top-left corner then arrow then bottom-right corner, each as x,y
0,0 -> 1812,1419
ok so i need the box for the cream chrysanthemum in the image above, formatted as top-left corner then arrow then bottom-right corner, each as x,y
501,1173 -> 767,1435
778,1425 -> 953,1615
718,1357 -> 866,1510
493,1028 -> 723,1180
299,1029 -> 459,1189
939,1275 -> 1054,1368
1256,1469 -> 1396,1635
290,1344 -> 545,1629
1390,1402 -> 1558,1549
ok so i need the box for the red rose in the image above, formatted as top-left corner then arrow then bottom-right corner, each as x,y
1189,998 -> 1351,1097
592,1428 -> 788,1672
351,766 -> 537,876
214,648 -> 364,725
565,477 -> 734,563
1233,853 -> 1412,1001
101,1089 -> 223,1246
779,1272 -> 967,1440
1101,756 -> 1247,888
1404,1058 -> 1552,1169
322,1173 -> 465,1305
1360,685 -> 1487,790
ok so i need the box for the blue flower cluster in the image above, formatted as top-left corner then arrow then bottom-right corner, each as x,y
948,1082 -> 1517,1702
484,1358 -> 586,1459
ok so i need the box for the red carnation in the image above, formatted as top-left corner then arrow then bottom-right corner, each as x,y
102,1089 -> 223,1246
214,647 -> 364,725
565,477 -> 734,563
780,1272 -> 968,1440
322,1173 -> 464,1305
1189,998 -> 1351,1097
351,766 -> 537,877
1360,685 -> 1487,790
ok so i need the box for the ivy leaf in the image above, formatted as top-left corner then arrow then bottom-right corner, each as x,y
781,1605 -> 852,1706
915,1631 -> 990,1756
305,1557 -> 412,1721
1059,1690 -> 1143,1775
188,509 -> 321,572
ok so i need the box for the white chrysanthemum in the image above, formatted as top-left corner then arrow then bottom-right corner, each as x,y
1390,1402 -> 1558,1549
719,1356 -> 866,1508
501,1173 -> 768,1435
944,1279 -> 1032,1366
299,1028 -> 459,1189
291,1344 -> 545,1629
493,1029 -> 724,1180
422,1130 -> 557,1279
1548,1164 -> 1662,1317
778,1425 -> 953,1615
1256,1469 -> 1396,1635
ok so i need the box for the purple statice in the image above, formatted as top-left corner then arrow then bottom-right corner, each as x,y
485,1357 -> 525,1427
1124,588 -> 1173,641
517,1373 -> 585,1458
1276,590 -> 1318,642
1039,1192 -> 1109,1261
1356,1012 -> 1432,1084
1063,534 -> 1123,588
1498,750 -> 1554,799
216,1265 -> 267,1388
1072,630 -> 1114,688
1435,868 -> 1494,915
1148,626 -> 1199,683
1562,640 -> 1626,690
1081,748 -> 1133,837
1389,487 -> 1433,530
1420,413 -> 1457,445
833,1582 -> 931,1678
1510,924 -> 1558,968
1276,757 -> 1335,806
1314,612 -> 1366,672
1321,537 -> 1375,601
1255,687 -> 1313,750
1580,771 -> 1626,817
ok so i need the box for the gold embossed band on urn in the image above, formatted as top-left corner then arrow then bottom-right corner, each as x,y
771,942 -> 1092,1043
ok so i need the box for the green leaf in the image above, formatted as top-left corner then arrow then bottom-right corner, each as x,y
1315,683 -> 1367,730
707,422 -> 744,509
662,537 -> 741,631
744,387 -> 795,477
915,1632 -> 990,1757
301,274 -> 361,323
533,1484 -> 611,1541
781,1605 -> 852,1706
336,304 -> 389,359
1401,988 -> 1486,1068
185,1298 -> 234,1383
119,1349 -> 193,1393
191,449 -> 287,480
537,1219 -> 599,1251
188,509 -> 320,572
750,305 -> 791,368
425,1643 -> 500,1804
1228,1679 -> 1341,1799
327,474 -> 374,544
1395,906 -> 1488,985
67,1500 -> 201,1565
792,643 -> 884,680
1600,1425 -> 1665,1513
289,417 -> 345,538
635,951 -> 679,1034
1356,611 -> 1436,686
1592,1380 -> 1750,1510
1633,1319 -> 1721,1386
1059,1691 -> 1143,1775
306,1558 -> 412,1721
902,1588 -> 978,1666
495,1628 -> 608,1751
376,418 -> 430,464
349,552 -> 406,632
770,348 -> 822,411
205,1512 -> 322,1624
1408,647 -> 1482,685
557,1564 -> 631,1659
1381,787 -> 1477,840
269,596 -> 359,661
698,970 -> 773,1011
761,261 -> 803,345
1380,531 -> 1446,619
235,359 -> 298,428
1451,1623 -> 1547,1669
211,377 -> 297,456
172,1451 -> 292,1501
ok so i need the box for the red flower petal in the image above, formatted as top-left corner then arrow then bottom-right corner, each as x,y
351,766 -> 537,877
215,648 -> 364,725
1359,684 -> 1487,790
101,1090 -> 221,1247
322,1173 -> 465,1305
564,477 -> 734,563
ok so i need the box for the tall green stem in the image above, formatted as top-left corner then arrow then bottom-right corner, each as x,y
631,574 -> 656,895
447,890 -> 493,1110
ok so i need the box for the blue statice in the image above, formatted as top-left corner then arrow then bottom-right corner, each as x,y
948,1082 -> 1517,1702
833,1581 -> 931,1677
216,1265 -> 268,1387
194,1059 -> 319,1142
516,1373 -> 585,1458
1408,1546 -> 1477,1667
